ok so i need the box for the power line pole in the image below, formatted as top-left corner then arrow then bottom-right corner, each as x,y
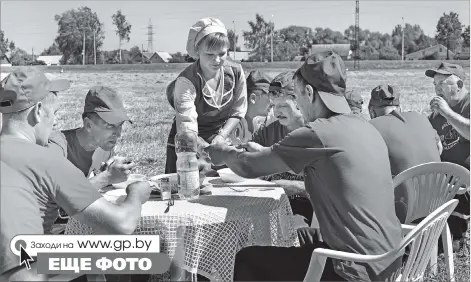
93,29 -> 96,65
271,14 -> 274,63
401,17 -> 405,61
82,29 -> 86,65
354,0 -> 360,70
147,19 -> 154,53
31,48 -> 34,63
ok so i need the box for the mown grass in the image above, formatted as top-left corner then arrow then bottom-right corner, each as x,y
26,65 -> 470,281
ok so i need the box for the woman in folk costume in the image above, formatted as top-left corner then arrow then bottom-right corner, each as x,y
165,18 -> 248,173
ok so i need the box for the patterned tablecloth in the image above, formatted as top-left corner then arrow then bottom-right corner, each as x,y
65,177 -> 300,281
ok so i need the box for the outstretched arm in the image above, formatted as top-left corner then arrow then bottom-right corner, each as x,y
205,144 -> 291,178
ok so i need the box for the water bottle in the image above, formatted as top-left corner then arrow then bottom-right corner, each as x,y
175,130 -> 200,200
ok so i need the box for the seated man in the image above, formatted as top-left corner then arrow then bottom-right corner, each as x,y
0,67 -> 151,246
242,71 -> 313,223
368,85 -> 442,223
426,62 -> 470,246
47,86 -> 135,233
346,90 -> 363,115
243,70 -> 275,136
206,51 -> 403,281
245,75 -> 377,234
48,86 -> 134,189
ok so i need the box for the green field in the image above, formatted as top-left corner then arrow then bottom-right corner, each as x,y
3,60 -> 470,281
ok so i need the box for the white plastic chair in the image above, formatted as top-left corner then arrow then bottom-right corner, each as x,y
303,199 -> 459,282
392,162 -> 469,280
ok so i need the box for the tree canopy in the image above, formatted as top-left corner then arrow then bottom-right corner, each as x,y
54,6 -> 105,64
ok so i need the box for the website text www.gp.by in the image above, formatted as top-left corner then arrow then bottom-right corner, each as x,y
29,237 -> 153,252
10,235 -> 160,257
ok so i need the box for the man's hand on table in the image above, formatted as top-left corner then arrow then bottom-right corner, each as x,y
126,181 -> 152,204
102,156 -> 136,184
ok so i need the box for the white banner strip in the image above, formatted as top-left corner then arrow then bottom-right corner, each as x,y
10,235 -> 160,257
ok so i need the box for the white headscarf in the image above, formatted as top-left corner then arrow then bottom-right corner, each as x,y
186,17 -> 227,59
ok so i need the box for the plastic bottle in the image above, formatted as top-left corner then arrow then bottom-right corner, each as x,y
175,130 -> 200,200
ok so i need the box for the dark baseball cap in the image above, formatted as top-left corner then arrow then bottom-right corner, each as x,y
295,51 -> 350,114
83,86 -> 131,125
0,68 -> 70,114
345,90 -> 363,113
246,70 -> 272,94
369,85 -> 400,107
425,62 -> 466,81
269,71 -> 295,96
166,79 -> 177,109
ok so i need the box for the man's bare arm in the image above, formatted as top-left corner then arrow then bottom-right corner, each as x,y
89,171 -> 112,190
73,182 -> 150,234
208,145 -> 291,179
437,137 -> 443,155
89,157 -> 136,190
443,111 -> 470,140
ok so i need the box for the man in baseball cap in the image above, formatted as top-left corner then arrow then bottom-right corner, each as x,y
0,68 -> 70,145
222,70 -> 274,145
244,70 -> 274,134
48,86 -> 134,189
345,90 -> 363,115
368,84 -> 442,223
47,86 -> 135,233
241,71 -> 312,230
293,50 -> 351,116
0,68 -> 151,280
206,51 -> 403,281
246,70 -> 304,152
426,62 -> 470,246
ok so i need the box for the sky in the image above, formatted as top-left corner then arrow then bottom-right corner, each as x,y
1,0 -> 470,55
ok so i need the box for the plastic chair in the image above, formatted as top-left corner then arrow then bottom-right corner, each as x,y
392,162 -> 469,281
303,199 -> 459,282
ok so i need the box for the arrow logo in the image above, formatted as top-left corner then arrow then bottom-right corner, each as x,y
19,246 -> 34,270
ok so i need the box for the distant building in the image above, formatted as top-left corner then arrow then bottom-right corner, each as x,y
132,51 -> 172,64
155,51 -> 172,63
1,55 -> 11,67
310,44 -> 351,60
405,44 -> 455,60
453,47 -> 470,60
36,55 -> 63,66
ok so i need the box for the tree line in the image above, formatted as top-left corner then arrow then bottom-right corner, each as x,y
1,7 -> 469,65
